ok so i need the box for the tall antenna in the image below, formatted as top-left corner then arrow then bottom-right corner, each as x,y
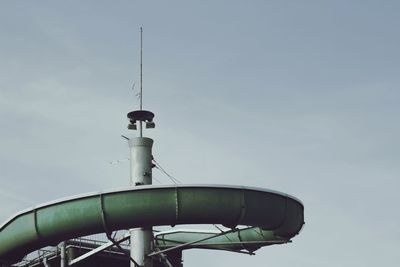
139,27 -> 143,137
127,27 -> 155,136
140,26 -> 143,111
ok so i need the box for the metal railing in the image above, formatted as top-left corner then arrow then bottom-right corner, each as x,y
12,230 -> 130,266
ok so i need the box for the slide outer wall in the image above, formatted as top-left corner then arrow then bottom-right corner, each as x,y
0,185 -> 304,263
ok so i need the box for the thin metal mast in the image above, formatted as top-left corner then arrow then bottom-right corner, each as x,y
139,27 -> 143,137
127,26 -> 154,267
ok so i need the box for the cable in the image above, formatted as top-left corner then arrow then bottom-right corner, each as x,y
152,176 -> 162,184
152,158 -> 226,234
154,166 -> 179,184
152,159 -> 182,184
152,158 -> 226,236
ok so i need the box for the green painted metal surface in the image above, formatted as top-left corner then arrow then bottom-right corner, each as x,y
155,227 -> 283,253
0,185 -> 304,263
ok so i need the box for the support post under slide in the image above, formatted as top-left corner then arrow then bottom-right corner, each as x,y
129,137 -> 154,267
60,241 -> 66,267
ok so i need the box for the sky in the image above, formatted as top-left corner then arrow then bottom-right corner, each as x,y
0,1 -> 399,266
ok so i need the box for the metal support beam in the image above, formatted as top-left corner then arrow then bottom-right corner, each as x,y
153,250 -> 173,267
106,233 -> 141,267
148,227 -> 249,257
60,242 -> 66,267
69,233 -> 130,266
43,257 -> 50,267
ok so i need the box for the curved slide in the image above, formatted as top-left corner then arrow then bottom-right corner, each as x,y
0,185 -> 304,263
155,227 -> 290,255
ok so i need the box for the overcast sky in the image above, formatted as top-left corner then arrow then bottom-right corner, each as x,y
1,1 -> 399,266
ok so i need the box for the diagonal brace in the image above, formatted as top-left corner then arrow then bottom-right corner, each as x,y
148,227 -> 255,257
69,232 -> 130,265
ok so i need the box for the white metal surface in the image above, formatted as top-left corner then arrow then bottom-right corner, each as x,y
129,137 -> 153,187
129,137 -> 154,267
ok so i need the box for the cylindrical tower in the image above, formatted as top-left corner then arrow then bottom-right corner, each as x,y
127,110 -> 156,267
129,137 -> 154,267
129,137 -> 153,186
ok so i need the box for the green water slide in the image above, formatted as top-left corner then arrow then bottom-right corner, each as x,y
0,185 -> 304,264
